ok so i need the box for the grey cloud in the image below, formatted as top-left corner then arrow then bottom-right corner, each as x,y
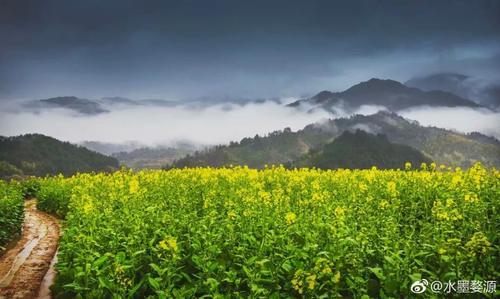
1,0 -> 499,100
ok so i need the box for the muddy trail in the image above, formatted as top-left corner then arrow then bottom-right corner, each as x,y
0,200 -> 60,299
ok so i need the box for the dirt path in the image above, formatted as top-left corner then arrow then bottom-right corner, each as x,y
0,200 -> 60,299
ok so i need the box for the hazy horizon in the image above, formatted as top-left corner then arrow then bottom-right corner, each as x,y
1,99 -> 499,147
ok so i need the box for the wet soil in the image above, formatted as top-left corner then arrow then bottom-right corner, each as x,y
0,200 -> 60,299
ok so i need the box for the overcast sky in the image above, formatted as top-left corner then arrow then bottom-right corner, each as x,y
1,0 -> 499,100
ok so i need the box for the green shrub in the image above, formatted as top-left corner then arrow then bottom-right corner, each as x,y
36,175 -> 72,218
0,180 -> 24,249
20,177 -> 41,198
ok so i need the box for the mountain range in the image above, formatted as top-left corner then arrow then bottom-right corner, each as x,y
289,78 -> 483,113
20,95 -> 278,116
23,96 -> 110,115
8,75 -> 499,171
19,76 -> 494,116
22,96 -> 177,115
171,111 -> 500,169
406,73 -> 500,110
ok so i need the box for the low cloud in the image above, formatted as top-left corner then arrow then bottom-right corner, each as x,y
399,106 -> 500,139
1,100 -> 499,149
0,100 -> 331,146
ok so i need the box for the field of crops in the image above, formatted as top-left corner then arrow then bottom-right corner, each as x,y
0,180 -> 24,249
34,163 -> 498,298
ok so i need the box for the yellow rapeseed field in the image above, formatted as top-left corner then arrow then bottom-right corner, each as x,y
34,163 -> 499,297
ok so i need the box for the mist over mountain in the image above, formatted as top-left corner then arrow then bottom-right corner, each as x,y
171,111 -> 500,169
21,96 -> 178,116
2,78 -> 499,164
17,95 -> 283,116
22,96 -> 110,115
406,73 -> 500,110
112,145 -> 198,170
80,141 -> 144,156
406,73 -> 470,95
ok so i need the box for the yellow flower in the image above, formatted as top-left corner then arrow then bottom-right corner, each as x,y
333,271 -> 341,284
404,162 -> 412,170
83,201 -> 93,214
379,200 -> 389,209
387,181 -> 398,197
465,232 -> 491,255
334,206 -> 345,217
258,190 -> 271,204
446,198 -> 454,208
306,274 -> 316,290
129,178 -> 139,194
464,193 -> 478,203
451,174 -> 462,186
292,270 -> 305,294
159,236 -> 178,252
227,210 -> 237,219
291,278 -> 303,294
436,211 -> 449,220
285,212 -> 297,225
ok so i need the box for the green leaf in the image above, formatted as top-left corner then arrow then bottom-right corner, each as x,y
93,255 -> 108,268
409,273 -> 421,282
368,267 -> 386,281
384,255 -> 396,266
281,260 -> 293,272
149,263 -> 164,276
148,277 -> 161,290
98,277 -> 113,290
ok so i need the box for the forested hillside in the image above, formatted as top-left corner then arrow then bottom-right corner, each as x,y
0,134 -> 119,179
171,112 -> 500,169
290,130 -> 431,169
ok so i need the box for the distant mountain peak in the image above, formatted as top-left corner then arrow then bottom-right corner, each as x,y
41,96 -> 81,102
343,78 -> 409,95
26,96 -> 109,115
311,90 -> 337,102
367,78 -> 402,84
291,77 -> 483,112
405,73 -> 500,110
